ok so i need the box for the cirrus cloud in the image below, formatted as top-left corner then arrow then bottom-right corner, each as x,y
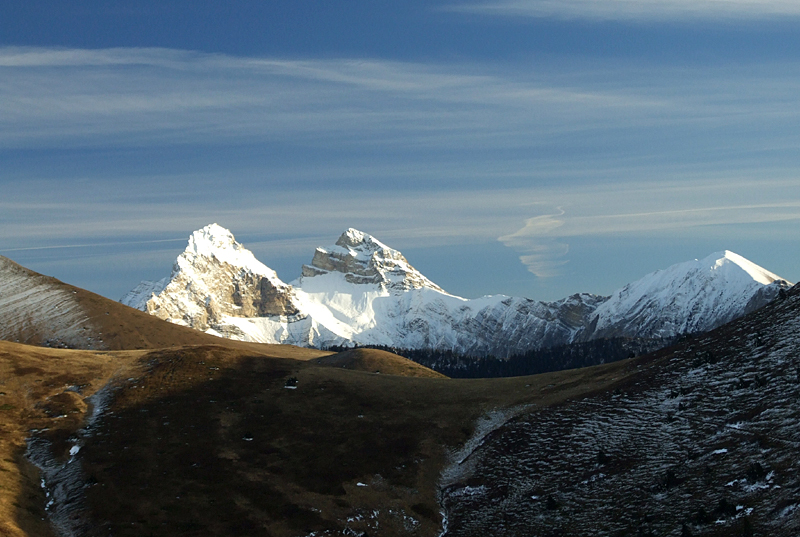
446,0 -> 800,20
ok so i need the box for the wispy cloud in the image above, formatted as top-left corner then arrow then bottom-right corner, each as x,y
0,46 -> 680,151
3,46 -> 799,161
498,209 -> 570,277
3,45 -> 800,175
4,47 -> 800,297
446,0 -> 800,20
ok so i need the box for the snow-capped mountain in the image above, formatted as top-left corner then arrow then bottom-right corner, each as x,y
301,228 -> 445,293
581,250 -> 789,341
122,224 -> 792,357
122,224 -> 298,333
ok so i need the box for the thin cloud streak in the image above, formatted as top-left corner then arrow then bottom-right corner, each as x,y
6,174 -> 799,279
0,238 -> 186,253
446,0 -> 800,20
6,47 -> 800,155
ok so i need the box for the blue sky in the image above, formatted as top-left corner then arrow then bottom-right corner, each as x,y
2,1 -> 799,301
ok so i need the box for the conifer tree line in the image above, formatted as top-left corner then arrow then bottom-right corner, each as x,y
326,337 -> 671,378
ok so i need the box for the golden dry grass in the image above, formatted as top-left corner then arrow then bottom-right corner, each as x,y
312,348 -> 448,378
0,341 -> 143,537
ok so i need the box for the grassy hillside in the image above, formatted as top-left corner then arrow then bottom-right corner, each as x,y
0,254 -> 329,355
0,338 -> 637,536
313,348 -> 448,378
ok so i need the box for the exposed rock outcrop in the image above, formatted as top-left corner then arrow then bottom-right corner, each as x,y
301,228 -> 444,293
122,224 -> 299,333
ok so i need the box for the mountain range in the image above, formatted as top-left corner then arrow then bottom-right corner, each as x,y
122,223 -> 791,357
1,234 -> 799,536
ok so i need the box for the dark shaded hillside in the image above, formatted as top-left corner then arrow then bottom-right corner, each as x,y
440,285 -> 800,536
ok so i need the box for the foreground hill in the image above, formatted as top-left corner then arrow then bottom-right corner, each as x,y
313,348 -> 448,378
2,339 -> 630,537
122,224 -> 790,357
439,282 -> 800,536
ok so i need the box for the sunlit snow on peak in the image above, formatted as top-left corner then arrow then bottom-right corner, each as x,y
702,250 -> 784,286
334,228 -> 393,257
122,225 -> 791,357
184,223 -> 280,281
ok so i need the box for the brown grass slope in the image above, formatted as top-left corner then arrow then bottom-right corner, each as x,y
1,336 -> 641,537
313,348 -> 447,378
0,340 -> 144,537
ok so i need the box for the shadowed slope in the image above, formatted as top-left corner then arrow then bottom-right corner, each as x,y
3,339 -> 636,537
440,285 -> 800,536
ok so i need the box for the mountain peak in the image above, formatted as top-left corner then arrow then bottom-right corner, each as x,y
183,223 -> 276,280
335,228 -> 383,249
187,223 -> 236,253
121,224 -> 296,326
301,229 -> 444,293
587,250 -> 791,340
702,250 -> 784,286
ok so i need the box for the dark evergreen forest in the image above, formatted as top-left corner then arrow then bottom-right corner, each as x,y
326,337 -> 672,378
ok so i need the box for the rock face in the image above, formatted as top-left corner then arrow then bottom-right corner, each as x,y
122,224 -> 792,357
302,228 -> 444,293
121,224 -> 298,334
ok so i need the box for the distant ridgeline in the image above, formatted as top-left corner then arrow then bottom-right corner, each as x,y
123,224 -> 792,364
325,336 -> 671,379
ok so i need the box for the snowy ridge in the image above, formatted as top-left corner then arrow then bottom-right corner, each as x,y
185,223 -> 286,285
122,225 -> 792,357
119,277 -> 168,311
586,250 -> 790,340
715,250 -> 782,285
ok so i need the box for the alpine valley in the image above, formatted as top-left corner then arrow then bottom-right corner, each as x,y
122,224 -> 791,359
1,229 -> 799,537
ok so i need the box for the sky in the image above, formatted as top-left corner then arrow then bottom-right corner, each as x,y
1,1 -> 799,302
